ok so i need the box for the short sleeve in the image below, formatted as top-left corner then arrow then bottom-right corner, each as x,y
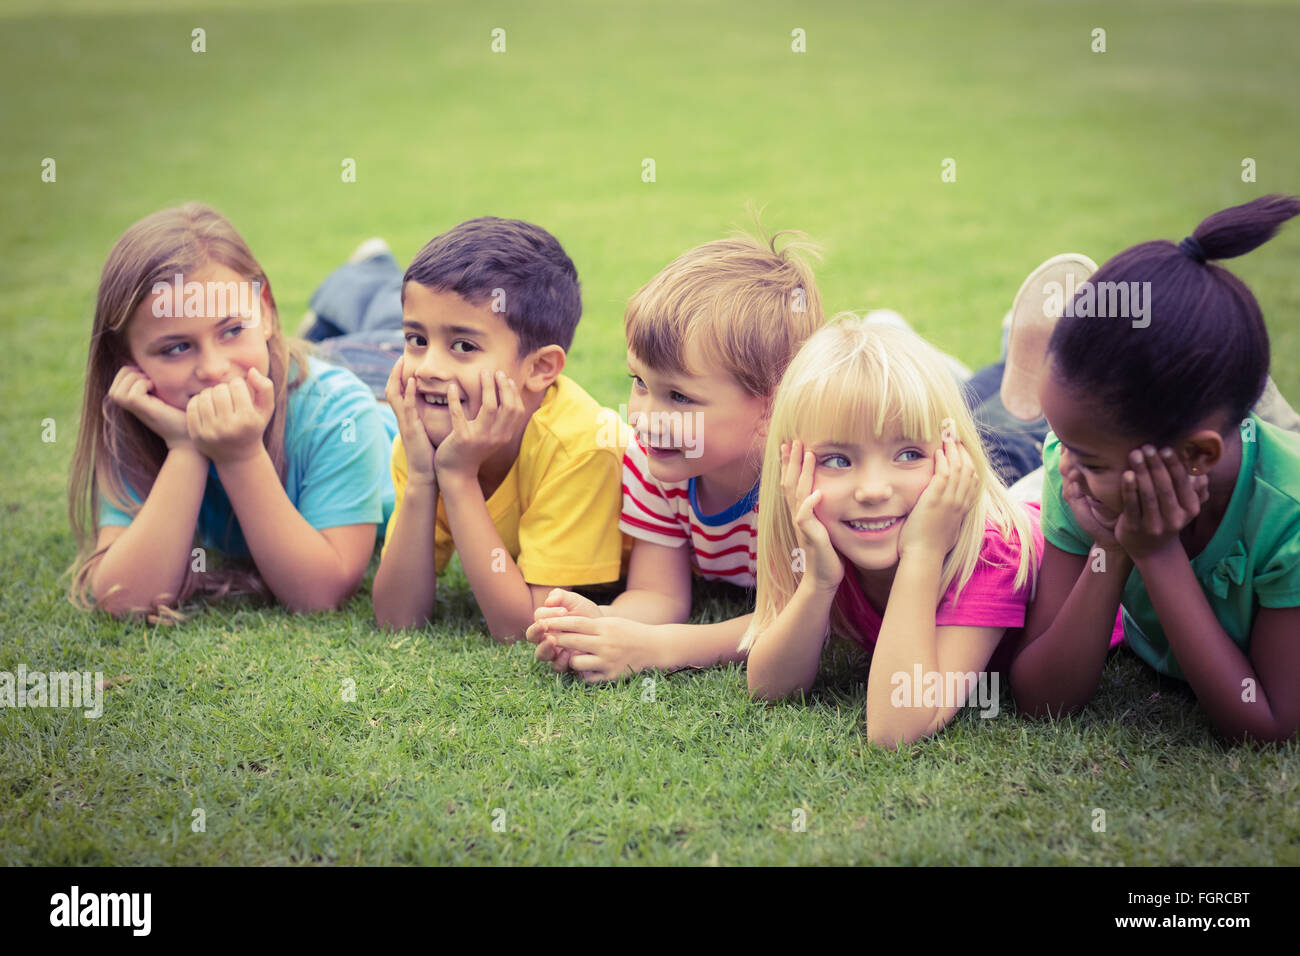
288,368 -> 394,531
1040,433 -> 1092,556
935,515 -> 1038,629
98,482 -> 142,528
1256,516 -> 1300,608
517,446 -> 625,586
618,438 -> 689,548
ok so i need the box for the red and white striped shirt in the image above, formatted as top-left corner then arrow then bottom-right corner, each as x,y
618,437 -> 758,587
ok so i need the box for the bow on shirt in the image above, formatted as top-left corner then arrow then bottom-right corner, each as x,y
1209,541 -> 1248,599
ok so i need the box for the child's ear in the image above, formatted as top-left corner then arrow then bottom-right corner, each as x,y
754,396 -> 774,439
1180,429 -> 1224,476
521,345 -> 566,392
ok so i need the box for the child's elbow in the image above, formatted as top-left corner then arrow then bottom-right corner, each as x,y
91,576 -> 149,621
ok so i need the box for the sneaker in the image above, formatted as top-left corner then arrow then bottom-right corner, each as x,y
348,237 -> 392,265
1000,253 -> 1098,421
295,309 -> 319,339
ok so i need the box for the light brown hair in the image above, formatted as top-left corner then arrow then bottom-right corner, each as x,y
66,202 -> 311,621
624,225 -> 824,398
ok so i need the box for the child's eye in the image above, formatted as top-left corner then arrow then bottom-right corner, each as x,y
670,390 -> 694,405
628,373 -> 647,391
897,449 -> 925,463
222,324 -> 243,339
404,333 -> 427,348
161,342 -> 189,357
1079,462 -> 1106,474
819,453 -> 850,468
451,340 -> 478,353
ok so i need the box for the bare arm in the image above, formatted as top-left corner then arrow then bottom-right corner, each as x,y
1010,541 -> 1129,716
1136,547 -> 1300,742
438,471 -> 543,643
606,539 -> 693,624
217,450 -> 377,612
91,444 -> 209,617
865,549 -> 1004,747
373,476 -> 438,630
745,581 -> 836,700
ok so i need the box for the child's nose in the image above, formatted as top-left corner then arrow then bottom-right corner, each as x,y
194,348 -> 230,382
853,470 -> 892,501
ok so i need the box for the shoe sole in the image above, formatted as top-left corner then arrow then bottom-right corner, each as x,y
1000,253 -> 1098,421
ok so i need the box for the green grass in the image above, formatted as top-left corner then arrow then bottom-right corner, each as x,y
2,0 -> 1298,865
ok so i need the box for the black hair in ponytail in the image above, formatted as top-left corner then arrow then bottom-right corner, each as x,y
1047,194 -> 1300,443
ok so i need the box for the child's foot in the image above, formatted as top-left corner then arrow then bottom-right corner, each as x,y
1000,253 -> 1098,421
348,237 -> 392,264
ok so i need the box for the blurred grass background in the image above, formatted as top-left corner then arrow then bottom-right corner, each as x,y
1,0 -> 1297,864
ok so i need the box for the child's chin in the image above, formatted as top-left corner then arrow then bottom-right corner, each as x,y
646,454 -> 694,481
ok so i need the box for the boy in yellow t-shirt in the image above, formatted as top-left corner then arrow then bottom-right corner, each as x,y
373,217 -> 629,641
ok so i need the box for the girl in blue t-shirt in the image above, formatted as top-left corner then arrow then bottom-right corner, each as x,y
68,203 -> 397,620
1011,195 -> 1300,742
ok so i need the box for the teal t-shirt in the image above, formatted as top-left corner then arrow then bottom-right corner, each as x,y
1040,415 -> 1300,680
99,356 -> 399,558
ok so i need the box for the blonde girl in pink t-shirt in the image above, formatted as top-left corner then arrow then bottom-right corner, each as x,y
741,317 -> 1038,747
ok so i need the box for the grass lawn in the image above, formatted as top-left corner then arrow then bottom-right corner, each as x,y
1,0 -> 1298,865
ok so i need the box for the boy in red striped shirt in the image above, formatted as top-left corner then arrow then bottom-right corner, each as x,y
526,230 -> 823,680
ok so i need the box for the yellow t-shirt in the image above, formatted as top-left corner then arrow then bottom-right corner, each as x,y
381,374 -> 631,586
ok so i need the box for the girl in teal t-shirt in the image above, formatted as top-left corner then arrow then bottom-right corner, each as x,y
68,203 -> 397,621
1010,195 -> 1300,743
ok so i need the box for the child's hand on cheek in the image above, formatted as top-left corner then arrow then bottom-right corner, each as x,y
434,369 -> 527,483
385,359 -> 435,486
1061,465 -> 1122,552
187,366 -> 275,466
1115,445 -> 1204,560
898,437 -> 978,562
783,439 -> 844,595
108,365 -> 194,451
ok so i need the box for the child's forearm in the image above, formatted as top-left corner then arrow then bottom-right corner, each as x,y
1136,545 -> 1283,741
1011,549 -> 1131,716
607,587 -> 692,625
746,582 -> 836,700
649,613 -> 754,671
92,445 -> 209,615
866,551 -> 944,747
373,479 -> 439,630
439,473 -> 535,643
215,450 -> 364,613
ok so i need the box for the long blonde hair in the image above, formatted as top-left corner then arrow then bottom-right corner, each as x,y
740,316 -> 1036,651
66,202 -> 312,620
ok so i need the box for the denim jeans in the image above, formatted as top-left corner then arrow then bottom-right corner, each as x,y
305,253 -> 405,397
962,360 -> 1048,487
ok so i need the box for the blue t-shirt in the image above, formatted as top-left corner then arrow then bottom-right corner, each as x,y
99,356 -> 399,558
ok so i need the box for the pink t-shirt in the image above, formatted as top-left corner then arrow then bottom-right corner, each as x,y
832,502 -> 1123,669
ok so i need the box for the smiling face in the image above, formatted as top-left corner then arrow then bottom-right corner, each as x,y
399,281 -> 536,446
625,341 -> 768,492
1038,365 -> 1151,520
806,427 -> 938,571
125,261 -> 273,409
